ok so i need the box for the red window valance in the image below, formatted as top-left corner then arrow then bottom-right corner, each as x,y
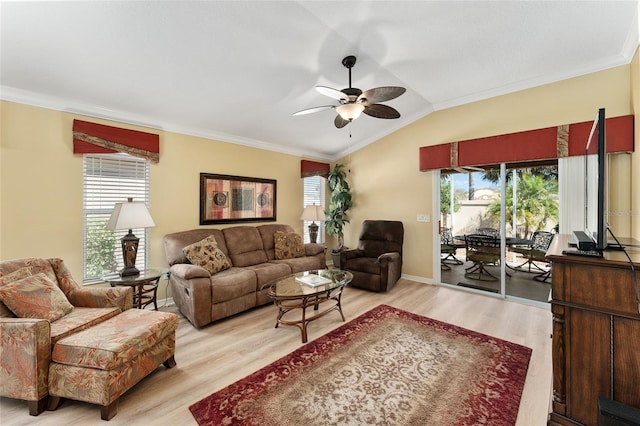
301,160 -> 330,178
73,119 -> 160,163
419,115 -> 633,171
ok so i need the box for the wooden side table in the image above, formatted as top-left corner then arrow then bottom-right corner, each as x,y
102,269 -> 166,310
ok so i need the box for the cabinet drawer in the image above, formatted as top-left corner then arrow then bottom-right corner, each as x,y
565,264 -> 638,315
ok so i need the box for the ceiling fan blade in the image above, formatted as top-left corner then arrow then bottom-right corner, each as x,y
359,86 -> 406,104
292,105 -> 335,116
316,86 -> 348,101
334,115 -> 350,128
362,104 -> 401,119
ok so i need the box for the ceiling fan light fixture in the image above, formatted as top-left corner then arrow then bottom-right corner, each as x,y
295,55 -> 405,127
336,103 -> 364,121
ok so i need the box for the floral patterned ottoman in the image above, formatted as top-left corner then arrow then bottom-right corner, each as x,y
47,309 -> 178,420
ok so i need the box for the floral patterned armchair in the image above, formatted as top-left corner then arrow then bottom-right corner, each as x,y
0,258 -> 132,416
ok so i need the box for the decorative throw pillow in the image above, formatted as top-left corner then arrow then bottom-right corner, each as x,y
274,231 -> 305,260
182,235 -> 232,275
0,272 -> 74,322
0,266 -> 33,286
0,267 -> 33,317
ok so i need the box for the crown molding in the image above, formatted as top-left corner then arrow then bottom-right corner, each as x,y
0,86 -> 335,162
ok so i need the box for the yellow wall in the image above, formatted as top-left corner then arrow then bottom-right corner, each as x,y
152,130 -> 305,268
1,103 -> 85,269
1,52 -> 637,286
0,103 -> 307,280
338,63 -> 634,280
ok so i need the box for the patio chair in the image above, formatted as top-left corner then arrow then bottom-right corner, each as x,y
440,227 -> 463,270
477,227 -> 500,238
464,234 -> 501,281
511,230 -> 554,282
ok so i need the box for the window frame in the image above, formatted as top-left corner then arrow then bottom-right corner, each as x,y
302,174 -> 326,243
82,153 -> 151,283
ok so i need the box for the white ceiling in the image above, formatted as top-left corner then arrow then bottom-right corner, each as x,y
1,1 -> 638,161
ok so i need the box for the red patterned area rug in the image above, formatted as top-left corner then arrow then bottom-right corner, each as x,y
189,304 -> 532,426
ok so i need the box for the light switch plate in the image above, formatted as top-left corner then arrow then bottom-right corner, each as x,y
417,214 -> 430,222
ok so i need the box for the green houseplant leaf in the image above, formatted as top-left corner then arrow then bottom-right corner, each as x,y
324,163 -> 352,252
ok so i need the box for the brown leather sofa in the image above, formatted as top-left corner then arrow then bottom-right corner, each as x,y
340,220 -> 404,292
163,224 -> 326,328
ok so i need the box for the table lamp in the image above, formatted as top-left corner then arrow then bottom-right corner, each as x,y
300,204 -> 326,244
106,198 -> 156,277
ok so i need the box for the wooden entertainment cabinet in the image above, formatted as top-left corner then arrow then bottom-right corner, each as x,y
547,234 -> 640,425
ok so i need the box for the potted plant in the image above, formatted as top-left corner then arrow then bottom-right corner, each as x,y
324,163 -> 352,267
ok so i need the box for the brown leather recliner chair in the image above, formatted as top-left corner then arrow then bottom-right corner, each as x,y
340,220 -> 404,292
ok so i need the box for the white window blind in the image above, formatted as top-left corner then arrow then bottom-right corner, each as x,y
83,153 -> 150,282
302,175 -> 326,243
558,155 -> 586,235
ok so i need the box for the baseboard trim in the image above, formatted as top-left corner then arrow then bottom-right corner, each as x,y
401,274 -> 434,285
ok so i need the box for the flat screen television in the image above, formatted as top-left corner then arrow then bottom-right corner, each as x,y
584,107 -> 608,251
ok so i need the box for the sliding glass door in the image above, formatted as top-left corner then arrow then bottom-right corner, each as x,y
503,163 -> 558,301
439,166 -> 505,296
439,161 -> 558,303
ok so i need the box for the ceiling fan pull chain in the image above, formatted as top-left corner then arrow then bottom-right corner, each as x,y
348,123 -> 353,172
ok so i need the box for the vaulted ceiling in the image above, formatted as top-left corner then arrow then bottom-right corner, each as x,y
1,1 -> 638,161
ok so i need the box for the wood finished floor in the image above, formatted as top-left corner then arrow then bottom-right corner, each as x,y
0,279 -> 553,426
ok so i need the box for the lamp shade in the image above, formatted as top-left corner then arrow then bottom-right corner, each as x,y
106,199 -> 156,231
300,204 -> 326,222
336,103 -> 364,121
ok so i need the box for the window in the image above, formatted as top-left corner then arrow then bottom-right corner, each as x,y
83,153 -> 150,283
302,175 -> 326,243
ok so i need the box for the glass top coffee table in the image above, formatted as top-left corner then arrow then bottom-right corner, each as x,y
263,269 -> 353,343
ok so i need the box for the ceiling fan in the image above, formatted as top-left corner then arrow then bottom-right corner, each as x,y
293,55 -> 406,128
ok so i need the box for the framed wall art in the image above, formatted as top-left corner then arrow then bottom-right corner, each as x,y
200,173 -> 276,225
